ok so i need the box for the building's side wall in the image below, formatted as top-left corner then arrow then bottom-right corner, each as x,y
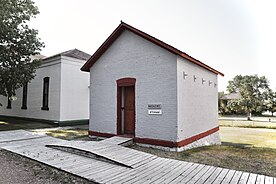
59,56 -> 89,121
0,59 -> 61,121
90,30 -> 178,141
177,56 -> 219,142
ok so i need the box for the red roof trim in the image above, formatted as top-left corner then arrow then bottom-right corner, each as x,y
81,22 -> 224,76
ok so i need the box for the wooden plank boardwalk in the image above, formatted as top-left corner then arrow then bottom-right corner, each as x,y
99,136 -> 133,146
0,130 -> 275,184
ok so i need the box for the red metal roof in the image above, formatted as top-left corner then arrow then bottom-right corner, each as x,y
81,22 -> 224,76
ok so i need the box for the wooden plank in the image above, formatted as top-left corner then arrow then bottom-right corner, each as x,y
99,147 -> 140,159
131,156 -> 158,168
100,136 -> 132,145
247,173 -> 258,184
4,145 -> 67,162
151,161 -> 192,184
135,160 -> 183,184
0,130 -> 34,137
97,162 -> 141,184
49,155 -> 87,168
161,162 -> 193,184
124,154 -> 156,166
255,175 -> 265,184
221,170 -> 236,184
32,148 -> 76,163
86,164 -> 130,180
203,167 -> 223,184
238,172 -> 250,184
89,168 -> 130,184
80,163 -> 118,178
179,164 -> 206,183
95,146 -> 140,158
17,148 -> 68,163
121,152 -> 151,163
169,163 -> 201,183
67,160 -> 108,175
212,169 -> 229,184
51,143 -> 114,154
195,166 -> 217,184
0,129 -> 28,135
0,131 -> 45,143
77,158 -> 130,180
56,157 -> 88,169
1,138 -> 59,152
121,158 -> 174,184
59,157 -> 92,170
92,145 -> 125,154
49,142 -> 112,152
108,148 -> 147,160
103,158 -> 166,183
185,165 -> 212,184
72,157 -> 116,175
264,176 -> 274,184
229,171 -> 243,184
1,136 -> 56,149
47,143 -> 136,168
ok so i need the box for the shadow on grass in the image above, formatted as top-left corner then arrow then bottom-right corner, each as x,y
0,120 -> 56,131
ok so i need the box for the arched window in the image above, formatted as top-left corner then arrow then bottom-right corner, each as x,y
41,77 -> 49,110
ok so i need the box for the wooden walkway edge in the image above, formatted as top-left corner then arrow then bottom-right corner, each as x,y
0,130 -> 275,184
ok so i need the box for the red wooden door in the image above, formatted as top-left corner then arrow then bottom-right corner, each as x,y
124,86 -> 135,135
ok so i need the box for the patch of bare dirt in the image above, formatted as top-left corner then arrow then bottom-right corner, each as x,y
0,149 -> 94,184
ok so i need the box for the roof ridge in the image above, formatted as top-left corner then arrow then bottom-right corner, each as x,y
44,49 -> 91,61
81,22 -> 223,76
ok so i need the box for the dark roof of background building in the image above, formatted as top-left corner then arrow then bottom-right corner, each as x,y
44,49 -> 91,61
221,92 -> 241,100
81,22 -> 224,76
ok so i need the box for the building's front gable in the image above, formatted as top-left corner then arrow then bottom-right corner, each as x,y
89,29 -> 178,141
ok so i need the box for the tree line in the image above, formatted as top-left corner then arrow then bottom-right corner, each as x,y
219,75 -> 276,119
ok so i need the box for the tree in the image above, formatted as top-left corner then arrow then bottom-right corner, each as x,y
0,0 -> 44,105
227,75 -> 270,120
265,90 -> 276,116
218,92 -> 226,115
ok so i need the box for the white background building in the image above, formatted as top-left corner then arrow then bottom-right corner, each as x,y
0,49 -> 90,125
82,22 -> 224,151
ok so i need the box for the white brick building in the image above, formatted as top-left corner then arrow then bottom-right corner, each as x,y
0,49 -> 90,125
81,22 -> 224,151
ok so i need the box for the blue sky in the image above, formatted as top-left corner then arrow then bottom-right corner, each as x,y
30,0 -> 276,92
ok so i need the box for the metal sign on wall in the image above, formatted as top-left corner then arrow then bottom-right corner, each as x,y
148,103 -> 162,115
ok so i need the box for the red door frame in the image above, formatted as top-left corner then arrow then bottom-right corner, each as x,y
116,78 -> 136,136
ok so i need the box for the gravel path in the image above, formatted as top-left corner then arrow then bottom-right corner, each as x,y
0,149 -> 94,184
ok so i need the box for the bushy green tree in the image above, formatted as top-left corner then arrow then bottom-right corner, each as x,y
226,75 -> 270,120
0,0 -> 44,105
265,90 -> 276,116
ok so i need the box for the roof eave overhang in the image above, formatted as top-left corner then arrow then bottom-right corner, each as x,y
81,22 -> 224,77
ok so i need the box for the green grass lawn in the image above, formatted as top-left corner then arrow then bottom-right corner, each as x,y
220,126 -> 276,149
